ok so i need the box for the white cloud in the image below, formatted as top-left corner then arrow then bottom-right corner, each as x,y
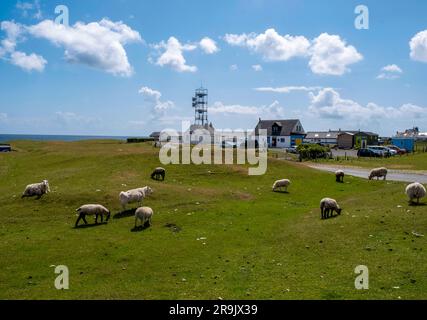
210,102 -> 259,115
211,100 -> 285,118
199,37 -> 219,54
138,86 -> 161,100
230,64 -> 238,71
377,64 -> 402,80
224,28 -> 310,61
0,21 -> 24,56
382,64 -> 402,73
138,86 -> 174,117
0,20 -> 47,72
410,30 -> 427,63
16,0 -> 42,20
224,29 -> 362,75
252,64 -> 262,71
255,86 -> 322,93
10,50 -> 46,72
27,19 -> 142,76
308,88 -> 427,120
309,33 -> 363,75
151,37 -> 197,72
0,113 -> 7,122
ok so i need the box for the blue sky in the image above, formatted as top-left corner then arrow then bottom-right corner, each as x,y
0,0 -> 427,136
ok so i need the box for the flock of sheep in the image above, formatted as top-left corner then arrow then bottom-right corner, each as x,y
21,165 -> 426,228
21,167 -> 165,229
272,166 -> 426,220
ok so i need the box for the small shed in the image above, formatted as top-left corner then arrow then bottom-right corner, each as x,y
391,137 -> 414,152
337,132 -> 354,149
0,144 -> 12,152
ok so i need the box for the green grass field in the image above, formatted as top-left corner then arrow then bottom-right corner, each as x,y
317,153 -> 427,171
0,140 -> 425,299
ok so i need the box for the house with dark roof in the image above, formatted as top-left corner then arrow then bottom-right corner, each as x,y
255,118 -> 305,148
149,132 -> 161,141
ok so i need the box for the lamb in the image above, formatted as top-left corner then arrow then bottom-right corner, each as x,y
151,167 -> 166,181
75,204 -> 110,227
368,167 -> 388,180
320,198 -> 342,219
22,180 -> 50,199
134,206 -> 153,228
405,182 -> 426,204
272,179 -> 291,192
119,186 -> 153,210
335,170 -> 345,183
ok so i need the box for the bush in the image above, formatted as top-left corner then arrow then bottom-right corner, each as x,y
297,143 -> 331,160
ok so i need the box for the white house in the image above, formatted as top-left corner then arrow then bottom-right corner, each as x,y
254,119 -> 305,148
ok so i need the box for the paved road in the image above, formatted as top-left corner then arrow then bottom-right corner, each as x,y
307,164 -> 427,184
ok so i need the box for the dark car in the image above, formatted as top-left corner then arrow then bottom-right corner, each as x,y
357,148 -> 380,157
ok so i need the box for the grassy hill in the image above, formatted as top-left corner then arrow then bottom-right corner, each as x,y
0,140 -> 425,299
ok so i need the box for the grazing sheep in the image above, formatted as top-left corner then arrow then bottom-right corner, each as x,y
335,170 -> 345,183
272,179 -> 291,192
151,167 -> 166,181
134,206 -> 153,228
75,204 -> 110,227
22,180 -> 50,199
320,198 -> 342,219
119,186 -> 153,210
405,182 -> 426,204
368,167 -> 388,180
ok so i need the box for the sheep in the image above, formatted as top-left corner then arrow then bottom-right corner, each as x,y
405,182 -> 426,204
335,170 -> 345,183
119,186 -> 153,210
320,198 -> 342,219
272,179 -> 291,192
75,204 -> 110,227
368,167 -> 388,180
151,167 -> 165,181
22,180 -> 50,199
134,206 -> 153,228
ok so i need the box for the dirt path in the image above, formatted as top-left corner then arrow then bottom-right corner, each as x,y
306,163 -> 427,183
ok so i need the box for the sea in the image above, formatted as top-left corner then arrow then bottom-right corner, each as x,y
0,134 -> 148,143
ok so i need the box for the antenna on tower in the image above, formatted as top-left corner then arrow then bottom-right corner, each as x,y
192,86 -> 208,126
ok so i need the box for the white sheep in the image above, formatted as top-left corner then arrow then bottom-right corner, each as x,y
134,206 -> 153,228
119,186 -> 153,210
335,170 -> 345,183
405,182 -> 426,204
272,179 -> 291,192
75,204 -> 110,227
22,180 -> 50,199
320,198 -> 342,219
368,167 -> 388,180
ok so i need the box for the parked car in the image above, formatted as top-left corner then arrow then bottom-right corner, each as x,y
367,146 -> 393,157
357,148 -> 381,157
285,146 -> 298,154
386,145 -> 406,155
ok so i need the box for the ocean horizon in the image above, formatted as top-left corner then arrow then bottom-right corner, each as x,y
0,134 -> 149,143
